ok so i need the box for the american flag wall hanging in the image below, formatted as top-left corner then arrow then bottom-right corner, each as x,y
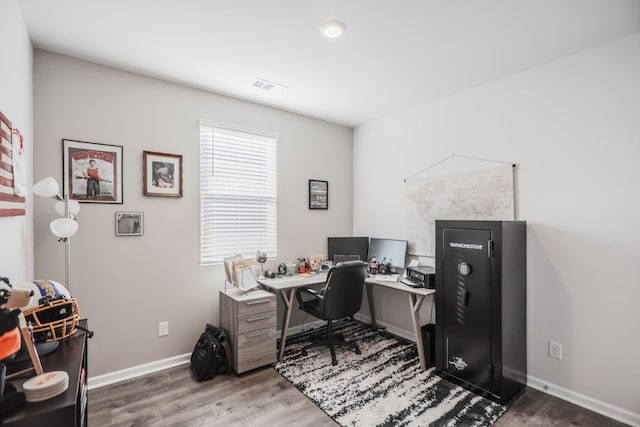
0,110 -> 26,217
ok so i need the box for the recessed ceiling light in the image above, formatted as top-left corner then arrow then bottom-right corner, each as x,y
320,20 -> 346,38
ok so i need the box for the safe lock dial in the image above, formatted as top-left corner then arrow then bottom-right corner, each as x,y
457,262 -> 472,276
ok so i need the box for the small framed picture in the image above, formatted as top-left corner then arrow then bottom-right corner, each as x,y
143,151 -> 183,197
115,212 -> 144,236
309,179 -> 328,210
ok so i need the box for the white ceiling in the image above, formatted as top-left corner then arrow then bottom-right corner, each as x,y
17,0 -> 640,127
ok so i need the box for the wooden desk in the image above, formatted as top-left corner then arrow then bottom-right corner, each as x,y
258,273 -> 435,371
258,273 -> 328,362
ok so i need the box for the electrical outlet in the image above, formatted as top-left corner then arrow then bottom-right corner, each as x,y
549,341 -> 562,360
158,321 -> 169,337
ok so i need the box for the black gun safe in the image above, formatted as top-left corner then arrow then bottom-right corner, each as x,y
435,220 -> 526,403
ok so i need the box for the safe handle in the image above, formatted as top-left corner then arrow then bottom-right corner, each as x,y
464,290 -> 470,306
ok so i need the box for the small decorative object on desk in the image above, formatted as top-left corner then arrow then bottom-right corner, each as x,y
22,371 -> 69,402
297,257 -> 308,273
237,267 -> 259,293
256,250 -> 267,279
308,255 -> 327,271
278,263 -> 287,276
223,255 -> 243,286
368,256 -> 378,274
287,262 -> 298,276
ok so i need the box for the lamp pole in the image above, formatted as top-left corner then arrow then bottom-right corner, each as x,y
64,196 -> 71,292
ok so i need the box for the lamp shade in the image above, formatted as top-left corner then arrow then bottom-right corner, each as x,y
32,177 -> 60,198
50,218 -> 78,238
54,200 -> 81,217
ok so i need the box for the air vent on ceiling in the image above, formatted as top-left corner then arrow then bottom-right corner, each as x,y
250,78 -> 287,93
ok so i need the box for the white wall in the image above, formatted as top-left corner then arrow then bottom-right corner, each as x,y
0,0 -> 33,286
33,50 -> 353,376
353,34 -> 640,423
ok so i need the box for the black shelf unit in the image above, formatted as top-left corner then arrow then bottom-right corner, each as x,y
2,319 -> 89,427
435,220 -> 526,404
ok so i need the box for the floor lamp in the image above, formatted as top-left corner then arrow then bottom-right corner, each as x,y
32,177 -> 80,292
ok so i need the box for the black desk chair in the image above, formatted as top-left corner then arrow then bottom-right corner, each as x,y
295,260 -> 367,365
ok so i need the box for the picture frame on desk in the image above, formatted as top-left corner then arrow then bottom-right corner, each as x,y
309,179 -> 328,210
236,266 -> 259,292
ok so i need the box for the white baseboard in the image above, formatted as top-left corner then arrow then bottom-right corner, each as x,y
527,375 -> 639,427
89,320 -> 327,390
283,319 -> 326,336
88,353 -> 191,390
356,315 -> 640,426
88,320 -> 325,390
89,320 -> 640,427
353,313 -> 417,342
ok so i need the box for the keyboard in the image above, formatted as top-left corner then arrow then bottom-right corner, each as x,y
373,274 -> 399,282
400,277 -> 423,288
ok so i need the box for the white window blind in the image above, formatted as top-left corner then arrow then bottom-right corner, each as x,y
200,122 -> 278,264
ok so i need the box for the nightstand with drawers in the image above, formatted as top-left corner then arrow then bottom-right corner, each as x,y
219,288 -> 277,373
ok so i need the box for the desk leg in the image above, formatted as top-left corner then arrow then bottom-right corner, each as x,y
277,289 -> 296,361
408,293 -> 427,371
365,282 -> 378,330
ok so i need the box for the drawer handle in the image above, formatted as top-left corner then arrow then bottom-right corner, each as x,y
246,330 -> 271,338
246,315 -> 271,323
246,299 -> 271,306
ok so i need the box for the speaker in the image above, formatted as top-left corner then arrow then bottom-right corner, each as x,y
421,323 -> 436,368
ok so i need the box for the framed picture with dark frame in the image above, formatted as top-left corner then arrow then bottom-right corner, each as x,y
63,139 -> 123,204
115,212 -> 144,236
143,151 -> 183,197
309,179 -> 328,210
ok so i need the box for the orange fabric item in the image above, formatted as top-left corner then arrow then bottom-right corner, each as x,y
0,328 -> 21,360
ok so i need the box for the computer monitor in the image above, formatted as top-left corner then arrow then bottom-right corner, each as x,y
333,254 -> 361,264
367,238 -> 408,273
327,237 -> 369,264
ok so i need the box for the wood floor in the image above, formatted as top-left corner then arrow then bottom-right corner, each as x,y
89,364 -> 627,427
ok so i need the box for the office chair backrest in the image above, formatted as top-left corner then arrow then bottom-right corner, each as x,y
323,260 -> 366,320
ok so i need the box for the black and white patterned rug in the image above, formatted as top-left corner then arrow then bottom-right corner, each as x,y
275,321 -> 507,427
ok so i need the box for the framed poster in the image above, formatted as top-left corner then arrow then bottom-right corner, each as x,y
309,179 -> 328,210
115,212 -> 144,236
63,139 -> 123,204
143,151 -> 183,197
0,110 -> 25,216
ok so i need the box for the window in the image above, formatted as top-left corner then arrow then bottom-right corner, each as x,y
200,121 -> 278,264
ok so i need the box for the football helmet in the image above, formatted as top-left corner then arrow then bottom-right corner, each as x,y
21,280 -> 80,342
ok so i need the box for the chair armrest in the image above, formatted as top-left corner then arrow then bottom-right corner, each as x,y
295,287 -> 323,308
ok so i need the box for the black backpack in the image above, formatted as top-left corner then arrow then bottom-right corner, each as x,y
190,324 -> 232,381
